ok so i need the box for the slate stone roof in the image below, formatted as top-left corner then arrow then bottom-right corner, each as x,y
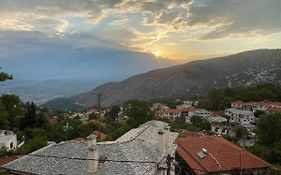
2,120 -> 178,175
225,108 -> 253,115
210,116 -> 227,123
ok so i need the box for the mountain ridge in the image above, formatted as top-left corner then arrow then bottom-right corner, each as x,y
43,49 -> 281,109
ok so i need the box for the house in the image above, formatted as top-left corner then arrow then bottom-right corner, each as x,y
225,108 -> 255,125
176,101 -> 193,109
231,100 -> 245,109
2,120 -> 178,175
183,108 -> 211,123
194,109 -> 211,118
156,109 -> 182,119
266,107 -> 281,113
176,132 -> 275,175
0,130 -> 17,151
151,103 -> 169,111
231,100 -> 281,112
210,116 -> 229,135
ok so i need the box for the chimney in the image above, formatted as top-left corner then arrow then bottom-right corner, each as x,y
87,134 -> 97,147
87,134 -> 98,173
164,125 -> 170,147
157,129 -> 166,154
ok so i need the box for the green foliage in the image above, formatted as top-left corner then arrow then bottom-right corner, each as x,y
16,137 -> 47,155
0,102 -> 9,129
254,110 -> 265,118
158,99 -> 183,109
233,124 -> 248,139
256,113 -> 281,146
190,116 -> 211,131
124,100 -> 154,128
107,106 -> 121,122
199,83 -> 281,110
42,97 -> 86,111
251,113 -> 281,165
0,70 -> 12,82
0,95 -> 23,129
88,112 -> 98,120
16,128 -> 48,155
170,117 -> 200,132
20,102 -> 48,130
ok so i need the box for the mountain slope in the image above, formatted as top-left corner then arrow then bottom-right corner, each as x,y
44,49 -> 281,109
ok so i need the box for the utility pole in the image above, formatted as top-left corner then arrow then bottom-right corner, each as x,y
93,93 -> 102,118
166,154 -> 173,175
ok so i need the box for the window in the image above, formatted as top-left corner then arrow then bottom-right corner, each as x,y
10,142 -> 13,149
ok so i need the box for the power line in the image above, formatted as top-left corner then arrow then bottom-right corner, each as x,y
29,154 -> 157,164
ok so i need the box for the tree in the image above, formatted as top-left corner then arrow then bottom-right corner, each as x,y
124,100 -> 154,128
0,95 -> 23,129
109,106 -> 121,122
0,69 -> 12,82
20,102 -> 47,130
0,102 -> 9,129
233,125 -> 248,139
256,113 -> 281,146
251,113 -> 281,164
190,116 -> 211,131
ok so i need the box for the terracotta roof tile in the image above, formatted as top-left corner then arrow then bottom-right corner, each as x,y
0,156 -> 21,166
176,132 -> 274,174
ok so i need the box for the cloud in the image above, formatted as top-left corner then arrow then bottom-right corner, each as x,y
187,0 -> 281,39
1,0 -> 281,58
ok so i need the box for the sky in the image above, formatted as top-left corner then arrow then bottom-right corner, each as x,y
0,0 -> 281,62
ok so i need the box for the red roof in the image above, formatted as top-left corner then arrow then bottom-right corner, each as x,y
231,100 -> 245,105
0,156 -> 21,166
176,132 -> 274,174
92,130 -> 107,140
267,107 -> 281,112
211,111 -> 221,117
73,137 -> 87,142
163,109 -> 183,113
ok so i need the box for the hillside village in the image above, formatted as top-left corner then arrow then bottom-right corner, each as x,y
1,68 -> 281,175
1,92 -> 281,174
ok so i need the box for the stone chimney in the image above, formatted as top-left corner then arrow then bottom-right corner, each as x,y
157,129 -> 166,154
164,125 -> 170,147
87,134 -> 98,173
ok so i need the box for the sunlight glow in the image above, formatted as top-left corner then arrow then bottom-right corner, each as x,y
152,50 -> 161,57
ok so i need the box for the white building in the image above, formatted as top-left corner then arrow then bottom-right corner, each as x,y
194,109 -> 211,118
0,130 -> 17,151
210,116 -> 229,135
225,108 -> 255,125
151,103 -> 169,111
157,109 -> 182,120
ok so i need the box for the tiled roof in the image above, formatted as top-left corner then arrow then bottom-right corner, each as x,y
92,130 -> 107,140
2,120 -> 178,175
225,108 -> 253,115
0,156 -> 21,166
210,116 -> 227,123
231,100 -> 245,105
176,132 -> 274,175
267,107 -> 281,112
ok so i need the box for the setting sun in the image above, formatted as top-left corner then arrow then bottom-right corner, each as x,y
152,50 -> 161,57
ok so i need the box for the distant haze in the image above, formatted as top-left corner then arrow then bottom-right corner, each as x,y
0,31 -> 179,80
